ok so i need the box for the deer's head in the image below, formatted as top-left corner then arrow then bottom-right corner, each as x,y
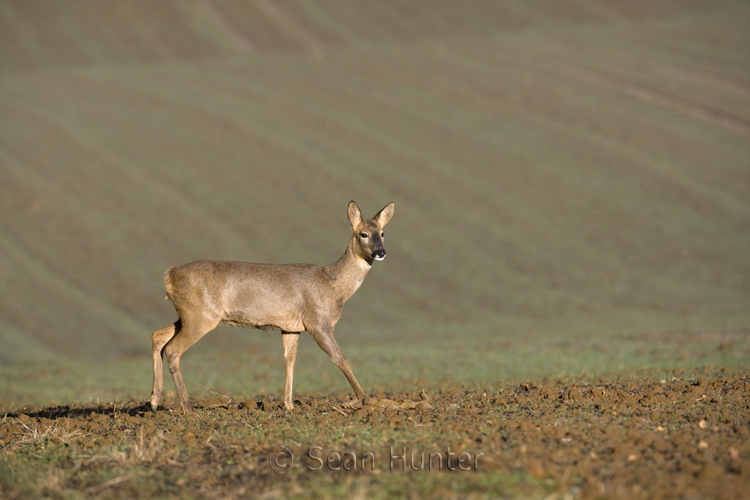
347,201 -> 395,265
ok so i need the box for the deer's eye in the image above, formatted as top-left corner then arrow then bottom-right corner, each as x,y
360,233 -> 369,239
381,232 -> 384,237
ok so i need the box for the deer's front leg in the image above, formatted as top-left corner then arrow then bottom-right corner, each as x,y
309,326 -> 366,400
281,332 -> 300,411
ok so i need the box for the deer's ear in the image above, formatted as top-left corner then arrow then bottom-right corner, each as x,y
347,200 -> 363,228
375,202 -> 395,227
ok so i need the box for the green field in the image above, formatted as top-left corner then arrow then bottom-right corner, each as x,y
0,1 -> 749,497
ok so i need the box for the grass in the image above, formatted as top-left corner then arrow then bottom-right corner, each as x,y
1,318 -> 746,411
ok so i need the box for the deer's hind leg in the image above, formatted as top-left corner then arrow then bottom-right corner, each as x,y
150,321 -> 179,412
282,332 -> 300,411
163,315 -> 221,413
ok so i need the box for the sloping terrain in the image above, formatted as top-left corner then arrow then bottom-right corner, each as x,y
0,1 -> 748,387
1,3 -> 750,499
3,1 -> 736,70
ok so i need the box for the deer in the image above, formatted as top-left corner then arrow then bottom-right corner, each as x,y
149,201 -> 395,413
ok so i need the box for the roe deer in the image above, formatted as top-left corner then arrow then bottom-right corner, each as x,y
150,201 -> 395,413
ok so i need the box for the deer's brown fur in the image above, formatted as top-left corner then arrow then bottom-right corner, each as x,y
150,201 -> 395,412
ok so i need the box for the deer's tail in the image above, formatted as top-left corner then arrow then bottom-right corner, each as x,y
164,266 -> 176,301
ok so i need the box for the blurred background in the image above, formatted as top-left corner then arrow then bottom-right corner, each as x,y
1,0 -> 748,407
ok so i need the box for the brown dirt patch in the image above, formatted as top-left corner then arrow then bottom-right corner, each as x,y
1,367 -> 748,499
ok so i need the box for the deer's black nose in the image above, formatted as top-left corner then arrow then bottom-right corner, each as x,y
373,250 -> 386,261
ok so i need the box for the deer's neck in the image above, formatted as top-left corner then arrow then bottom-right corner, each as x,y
325,237 -> 372,302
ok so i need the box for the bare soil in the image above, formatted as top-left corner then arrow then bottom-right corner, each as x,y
1,367 -> 748,499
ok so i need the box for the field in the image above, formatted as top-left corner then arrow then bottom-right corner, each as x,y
2,368 -> 749,499
1,1 -> 749,498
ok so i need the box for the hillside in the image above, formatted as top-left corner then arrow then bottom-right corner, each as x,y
0,1 -> 748,397
4,1 -> 741,71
